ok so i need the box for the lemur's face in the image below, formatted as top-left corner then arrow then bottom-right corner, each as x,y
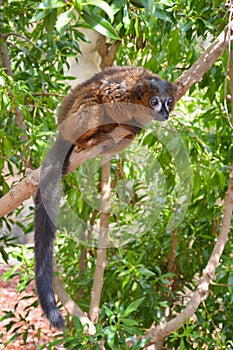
134,78 -> 177,121
148,94 -> 175,121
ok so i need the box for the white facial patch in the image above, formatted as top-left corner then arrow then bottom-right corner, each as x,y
149,96 -> 162,112
165,97 -> 174,112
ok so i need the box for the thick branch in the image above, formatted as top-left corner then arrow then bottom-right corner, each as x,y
167,228 -> 179,273
175,24 -> 232,100
145,168 -> 233,343
0,127 -> 130,218
0,37 -> 12,76
0,168 -> 40,218
89,155 -> 111,322
97,34 -> 121,70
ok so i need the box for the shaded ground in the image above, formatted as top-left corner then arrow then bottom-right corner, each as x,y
0,265 -> 65,349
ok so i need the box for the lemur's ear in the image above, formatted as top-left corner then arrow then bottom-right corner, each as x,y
134,80 -> 150,99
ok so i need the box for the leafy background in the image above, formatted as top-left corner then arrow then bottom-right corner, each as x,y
0,0 -> 233,349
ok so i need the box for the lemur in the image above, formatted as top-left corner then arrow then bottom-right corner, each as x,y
34,66 -> 177,328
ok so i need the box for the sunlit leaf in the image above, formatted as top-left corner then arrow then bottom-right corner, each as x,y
56,8 -> 74,32
82,0 -> 114,22
82,10 -> 120,40
37,0 -> 66,9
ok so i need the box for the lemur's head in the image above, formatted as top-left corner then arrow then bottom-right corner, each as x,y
133,78 -> 178,121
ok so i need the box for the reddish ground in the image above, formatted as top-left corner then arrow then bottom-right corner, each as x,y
0,265 -> 65,349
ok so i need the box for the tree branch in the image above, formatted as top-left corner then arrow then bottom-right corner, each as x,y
167,228 -> 178,273
144,167 -> 233,343
0,3 -> 26,132
2,32 -> 46,57
89,155 -> 111,322
175,23 -> 232,100
97,34 -> 121,70
0,127 -> 130,219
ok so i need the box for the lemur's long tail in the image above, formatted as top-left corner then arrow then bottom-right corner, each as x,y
34,136 -> 74,328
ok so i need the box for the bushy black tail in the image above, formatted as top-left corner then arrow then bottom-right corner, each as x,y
34,136 -> 74,329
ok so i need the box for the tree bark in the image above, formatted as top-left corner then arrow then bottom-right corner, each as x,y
89,155 -> 111,322
0,127 -> 130,218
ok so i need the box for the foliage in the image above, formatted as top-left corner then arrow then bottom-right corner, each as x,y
1,0 -> 233,349
49,300 -> 150,349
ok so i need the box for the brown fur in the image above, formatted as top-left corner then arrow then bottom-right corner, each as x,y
58,66 -> 177,150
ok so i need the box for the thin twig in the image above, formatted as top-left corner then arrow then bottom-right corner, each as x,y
32,92 -> 64,98
229,49 -> 233,126
1,32 -> 46,57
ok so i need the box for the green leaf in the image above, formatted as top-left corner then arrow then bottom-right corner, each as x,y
22,329 -> 28,344
124,297 -> 145,317
30,10 -> 48,22
103,305 -> 113,317
37,0 -> 66,9
82,0 -> 114,22
139,266 -> 155,277
106,326 -> 117,348
43,9 -> 58,34
0,246 -> 9,263
130,0 -> 153,12
5,332 -> 20,345
0,311 -> 15,322
82,10 -> 120,40
56,8 -> 74,32
74,0 -> 82,12
153,9 -> 173,23
111,0 -> 125,14
120,318 -> 139,326
1,265 -> 19,281
3,137 -> 12,157
73,315 -> 83,330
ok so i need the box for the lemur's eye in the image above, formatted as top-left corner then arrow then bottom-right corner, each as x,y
166,97 -> 174,108
149,96 -> 160,108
